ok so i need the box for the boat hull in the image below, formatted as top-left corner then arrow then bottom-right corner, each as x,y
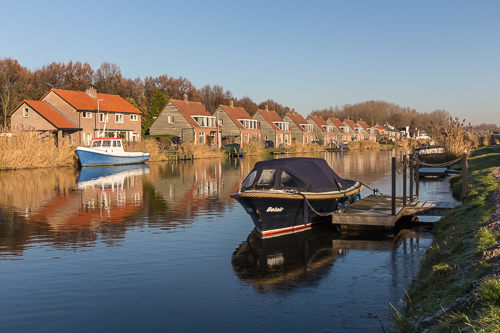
76,147 -> 150,167
231,190 -> 361,237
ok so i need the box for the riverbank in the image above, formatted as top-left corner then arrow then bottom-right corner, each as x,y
390,146 -> 500,332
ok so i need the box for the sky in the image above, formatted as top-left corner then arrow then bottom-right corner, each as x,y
1,0 -> 499,125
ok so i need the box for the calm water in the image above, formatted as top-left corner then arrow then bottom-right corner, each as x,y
0,151 -> 456,332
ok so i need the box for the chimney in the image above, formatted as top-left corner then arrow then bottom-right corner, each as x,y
86,86 -> 97,98
265,105 -> 268,111
292,108 -> 295,114
229,100 -> 234,107
360,117 -> 362,121
183,94 -> 188,102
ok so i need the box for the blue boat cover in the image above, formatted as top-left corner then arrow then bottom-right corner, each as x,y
249,157 -> 356,192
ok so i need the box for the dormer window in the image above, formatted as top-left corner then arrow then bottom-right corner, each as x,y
192,116 -> 216,127
238,119 -> 257,129
300,124 -> 313,132
273,122 -> 289,130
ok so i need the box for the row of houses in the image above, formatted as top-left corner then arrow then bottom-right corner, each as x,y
8,88 -> 424,147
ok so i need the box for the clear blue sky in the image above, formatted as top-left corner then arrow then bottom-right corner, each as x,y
2,0 -> 499,125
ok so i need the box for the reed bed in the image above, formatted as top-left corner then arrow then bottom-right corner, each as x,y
241,140 -> 264,156
0,131 -> 77,170
124,138 -> 169,162
432,117 -> 479,158
289,142 -> 324,153
179,142 -> 224,159
348,140 -> 380,150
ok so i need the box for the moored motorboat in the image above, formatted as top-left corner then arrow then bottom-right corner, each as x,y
75,137 -> 150,167
230,157 -> 362,237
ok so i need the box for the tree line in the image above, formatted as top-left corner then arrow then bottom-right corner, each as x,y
1,58 -> 497,134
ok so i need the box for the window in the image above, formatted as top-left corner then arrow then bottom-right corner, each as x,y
218,119 -> 223,125
92,140 -> 102,148
199,132 -> 205,144
66,134 -> 73,145
242,170 -> 257,189
115,114 -> 124,123
23,108 -> 29,117
99,114 -> 108,122
305,135 -> 309,144
279,170 -> 308,190
300,124 -> 313,132
130,114 -> 138,121
273,122 -> 289,131
83,112 -> 92,119
256,169 -> 276,187
192,116 -> 215,127
102,140 -> 111,147
168,116 -> 174,123
84,133 -> 92,146
239,119 -> 257,129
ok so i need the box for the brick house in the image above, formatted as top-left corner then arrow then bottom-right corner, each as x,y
216,101 -> 260,145
149,94 -> 217,145
356,119 -> 377,141
9,87 -> 143,146
342,118 -> 364,141
327,118 -> 352,143
307,115 -> 335,146
283,110 -> 315,145
252,106 -> 291,147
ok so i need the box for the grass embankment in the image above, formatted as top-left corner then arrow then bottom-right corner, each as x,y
389,146 -> 500,332
0,132 -> 76,170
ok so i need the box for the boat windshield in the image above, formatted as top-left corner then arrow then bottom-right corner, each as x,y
91,140 -> 101,148
256,169 -> 276,188
279,170 -> 309,190
242,171 -> 257,189
102,140 -> 112,147
113,140 -> 122,147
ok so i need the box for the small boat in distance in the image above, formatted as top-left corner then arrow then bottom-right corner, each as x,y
75,137 -> 150,167
230,157 -> 362,237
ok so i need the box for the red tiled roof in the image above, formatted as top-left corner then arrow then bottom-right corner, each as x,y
10,100 -> 78,129
286,112 -> 309,131
343,119 -> 357,130
309,115 -> 327,127
219,105 -> 251,129
357,120 -> 371,132
372,125 -> 386,131
255,109 -> 281,130
328,118 -> 346,131
44,89 -> 142,114
170,99 -> 212,127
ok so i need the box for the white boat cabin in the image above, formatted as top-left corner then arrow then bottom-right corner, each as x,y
90,138 -> 125,153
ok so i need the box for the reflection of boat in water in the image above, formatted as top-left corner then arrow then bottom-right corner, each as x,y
230,158 -> 362,237
232,225 -> 346,292
77,164 -> 150,187
75,138 -> 150,167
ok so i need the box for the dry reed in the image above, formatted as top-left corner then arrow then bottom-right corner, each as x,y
0,131 -> 76,170
179,142 -> 224,159
431,117 -> 479,158
124,138 -> 169,162
348,140 -> 380,150
290,142 -> 323,153
241,140 -> 264,156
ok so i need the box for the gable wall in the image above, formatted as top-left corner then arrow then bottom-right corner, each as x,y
149,101 -> 192,136
10,103 -> 57,131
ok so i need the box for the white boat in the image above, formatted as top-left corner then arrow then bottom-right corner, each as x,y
75,137 -> 150,167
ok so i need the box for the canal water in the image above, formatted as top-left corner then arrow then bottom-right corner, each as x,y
0,150 -> 456,332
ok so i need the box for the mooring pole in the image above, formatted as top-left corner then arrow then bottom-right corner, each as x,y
403,154 -> 407,207
409,154 -> 414,203
415,161 -> 420,198
461,153 -> 468,202
392,156 -> 396,215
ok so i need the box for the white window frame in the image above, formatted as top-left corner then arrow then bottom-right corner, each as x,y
99,114 -> 108,122
115,114 -> 124,123
192,116 -> 216,127
199,132 -> 205,144
23,107 -> 29,117
83,112 -> 92,119
130,114 -> 138,121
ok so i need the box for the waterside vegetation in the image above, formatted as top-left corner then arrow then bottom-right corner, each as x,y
388,146 -> 500,332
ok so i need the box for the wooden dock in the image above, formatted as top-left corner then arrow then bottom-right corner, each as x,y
331,195 -> 460,227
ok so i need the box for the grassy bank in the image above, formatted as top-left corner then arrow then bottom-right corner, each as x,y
389,146 -> 500,332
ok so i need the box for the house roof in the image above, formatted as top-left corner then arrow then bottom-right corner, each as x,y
308,115 -> 327,132
285,112 -> 309,132
170,99 -> 212,127
10,100 -> 79,130
343,119 -> 358,130
357,120 -> 372,132
328,118 -> 347,132
219,105 -> 251,129
372,125 -> 386,132
43,89 -> 142,114
255,109 -> 284,131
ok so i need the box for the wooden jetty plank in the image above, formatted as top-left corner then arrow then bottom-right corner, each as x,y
332,195 -> 460,227
418,167 -> 447,177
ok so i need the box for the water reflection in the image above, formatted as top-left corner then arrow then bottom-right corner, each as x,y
232,224 -> 433,294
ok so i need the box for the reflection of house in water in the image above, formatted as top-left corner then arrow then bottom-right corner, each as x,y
0,165 -> 149,256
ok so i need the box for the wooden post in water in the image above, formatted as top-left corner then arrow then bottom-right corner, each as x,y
392,156 -> 396,215
403,154 -> 407,207
461,153 -> 468,202
409,154 -> 414,202
415,161 -> 420,198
